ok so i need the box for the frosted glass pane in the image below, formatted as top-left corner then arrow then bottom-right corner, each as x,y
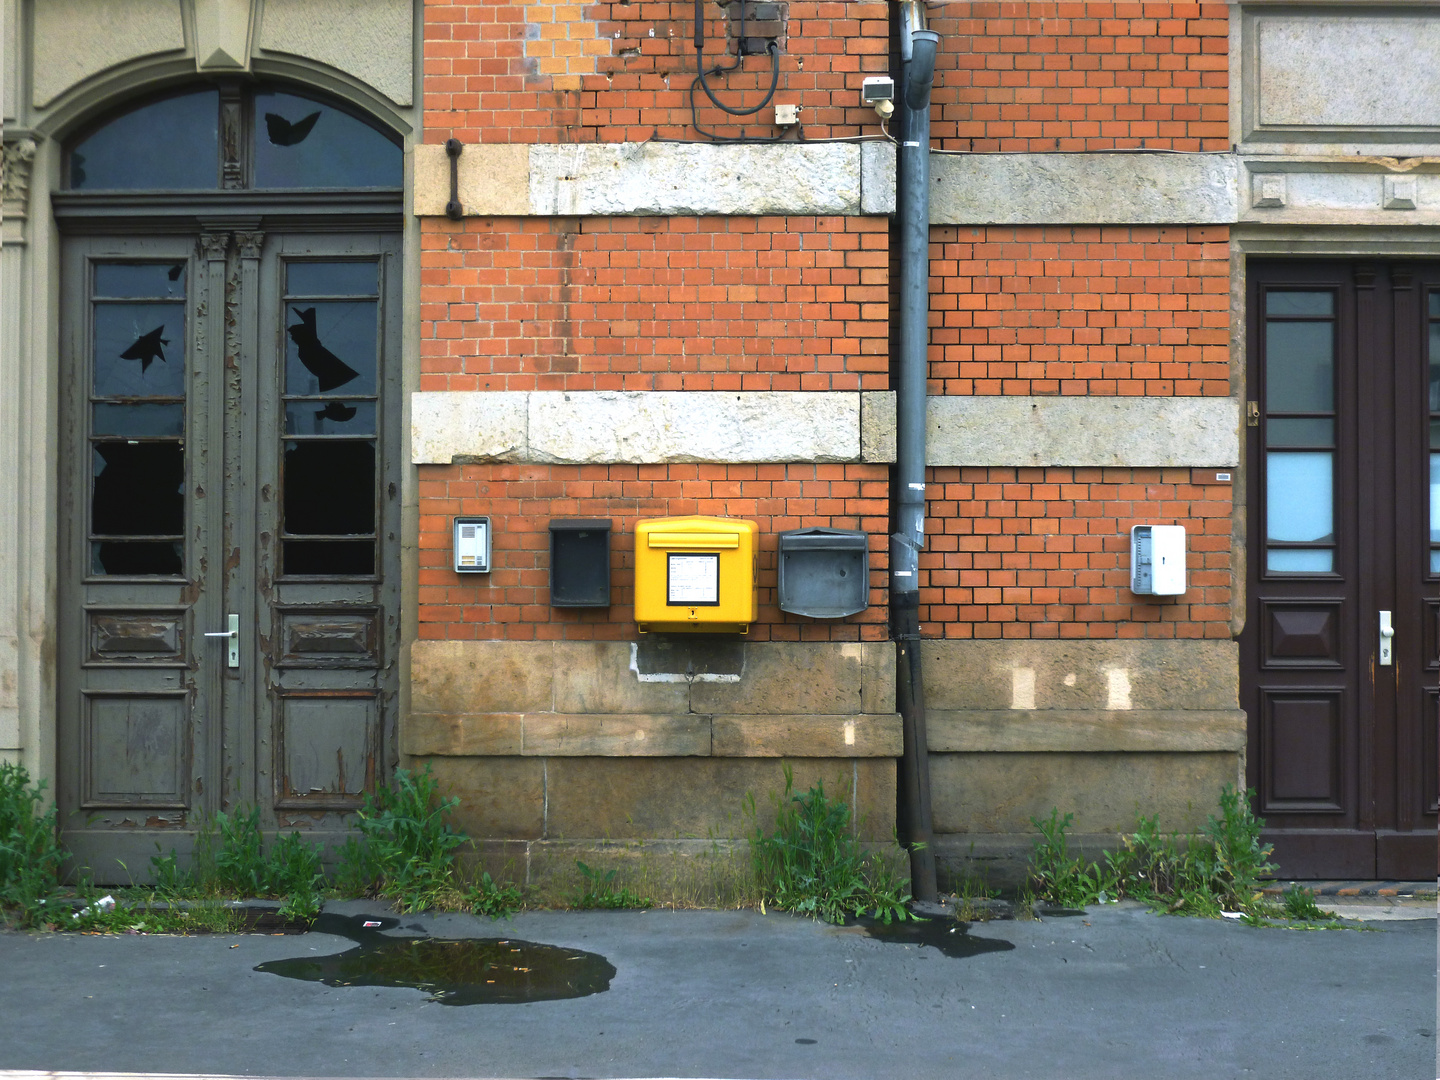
1268,291 -> 1333,317
1431,454 -> 1440,543
1268,548 -> 1334,573
1267,418 -> 1333,447
1268,452 -> 1333,542
1266,322 -> 1334,413
1430,322 -> 1440,411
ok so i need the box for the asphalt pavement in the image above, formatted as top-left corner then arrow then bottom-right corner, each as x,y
0,897 -> 1435,1080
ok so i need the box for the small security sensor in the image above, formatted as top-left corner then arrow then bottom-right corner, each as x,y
862,75 -> 896,119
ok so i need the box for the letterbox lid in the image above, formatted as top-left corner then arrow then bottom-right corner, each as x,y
778,526 -> 868,551
550,518 -> 612,533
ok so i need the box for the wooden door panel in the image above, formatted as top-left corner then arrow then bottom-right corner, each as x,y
275,692 -> 380,809
1261,601 -> 1344,668
81,692 -> 190,807
1260,690 -> 1345,811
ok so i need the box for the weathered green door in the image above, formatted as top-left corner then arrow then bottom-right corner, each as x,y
58,228 -> 402,880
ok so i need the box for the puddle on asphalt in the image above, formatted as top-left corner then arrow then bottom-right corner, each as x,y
855,916 -> 1015,958
255,913 -> 615,1005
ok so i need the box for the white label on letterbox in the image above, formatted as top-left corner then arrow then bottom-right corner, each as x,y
667,553 -> 719,605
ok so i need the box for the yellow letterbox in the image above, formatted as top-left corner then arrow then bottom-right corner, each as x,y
634,516 -> 758,633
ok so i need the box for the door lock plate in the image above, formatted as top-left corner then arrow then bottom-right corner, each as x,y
204,613 -> 240,668
1379,610 -> 1393,667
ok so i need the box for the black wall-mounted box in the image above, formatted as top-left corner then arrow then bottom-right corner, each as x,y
777,527 -> 869,618
549,519 -> 612,607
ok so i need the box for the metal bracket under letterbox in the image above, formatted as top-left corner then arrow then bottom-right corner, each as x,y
549,518 -> 612,607
777,527 -> 869,618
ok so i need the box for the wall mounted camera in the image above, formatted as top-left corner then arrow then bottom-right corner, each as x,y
862,75 -> 896,119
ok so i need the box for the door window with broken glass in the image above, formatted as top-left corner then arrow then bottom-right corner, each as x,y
67,86 -> 401,190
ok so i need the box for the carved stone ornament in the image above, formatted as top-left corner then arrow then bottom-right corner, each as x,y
234,230 -> 264,259
2,139 -> 39,217
198,233 -> 230,261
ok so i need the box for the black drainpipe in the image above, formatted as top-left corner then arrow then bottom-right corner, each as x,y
892,0 -> 939,904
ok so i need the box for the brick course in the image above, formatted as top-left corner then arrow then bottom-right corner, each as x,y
421,215 -> 890,391
931,2 -> 1229,152
424,0 -> 890,143
418,463 -> 891,641
929,225 -> 1231,397
920,467 -> 1233,639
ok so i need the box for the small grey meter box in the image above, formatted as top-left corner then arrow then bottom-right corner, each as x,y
453,516 -> 491,574
1130,525 -> 1185,596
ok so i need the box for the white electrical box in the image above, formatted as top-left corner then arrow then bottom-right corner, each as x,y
1130,525 -> 1186,596
454,516 -> 491,574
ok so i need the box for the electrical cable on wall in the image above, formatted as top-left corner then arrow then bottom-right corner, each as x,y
690,0 -> 783,142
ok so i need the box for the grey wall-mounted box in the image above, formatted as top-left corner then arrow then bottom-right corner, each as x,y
550,518 -> 612,607
777,527 -> 869,618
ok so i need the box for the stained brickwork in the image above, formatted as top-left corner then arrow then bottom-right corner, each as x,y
418,463 -> 891,641
423,0 -> 890,143
929,225 -> 1231,397
420,215 -> 890,391
919,467 -> 1233,639
930,2 -> 1229,152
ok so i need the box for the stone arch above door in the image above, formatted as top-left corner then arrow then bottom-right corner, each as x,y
27,0 -> 414,133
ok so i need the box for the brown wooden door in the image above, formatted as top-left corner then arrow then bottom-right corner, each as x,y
1243,261 -> 1438,879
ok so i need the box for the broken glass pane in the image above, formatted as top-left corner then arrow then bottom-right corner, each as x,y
284,302 -> 376,395
287,261 -> 378,297
93,541 -> 183,577
283,440 -> 375,536
95,263 -> 187,299
92,442 -> 184,537
69,90 -> 219,190
284,401 -> 376,436
93,403 -> 184,438
252,90 -> 401,189
283,540 -> 374,576
94,303 -> 185,397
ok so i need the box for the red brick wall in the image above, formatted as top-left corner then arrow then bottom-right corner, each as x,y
930,2 -> 1229,152
929,226 -> 1231,397
418,463 -> 890,641
920,467 -> 1233,639
423,1 -> 890,143
420,215 -> 890,392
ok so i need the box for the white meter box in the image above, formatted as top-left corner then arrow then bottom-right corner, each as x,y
454,516 -> 491,573
1130,525 -> 1186,596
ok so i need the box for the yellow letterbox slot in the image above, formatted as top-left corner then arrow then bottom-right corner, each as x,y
646,533 -> 740,549
633,515 -> 758,634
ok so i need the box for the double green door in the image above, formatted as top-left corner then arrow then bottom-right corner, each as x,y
58,228 -> 401,880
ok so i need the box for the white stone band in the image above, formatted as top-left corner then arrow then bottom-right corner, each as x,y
860,393 -> 1240,468
411,390 -> 861,465
414,142 -> 896,218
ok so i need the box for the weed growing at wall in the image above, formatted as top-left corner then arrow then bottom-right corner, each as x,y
337,765 -> 521,918
1028,785 -> 1280,919
747,764 -> 913,925
0,762 -> 66,928
569,860 -> 654,910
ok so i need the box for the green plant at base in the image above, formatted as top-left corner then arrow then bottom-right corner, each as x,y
570,860 -> 654,910
1280,884 -> 1334,922
1028,808 -> 1115,909
212,806 -> 267,895
0,762 -> 66,928
336,765 -> 521,917
1028,785 -> 1280,921
151,810 -> 324,924
747,764 -> 914,925
466,871 -> 524,917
